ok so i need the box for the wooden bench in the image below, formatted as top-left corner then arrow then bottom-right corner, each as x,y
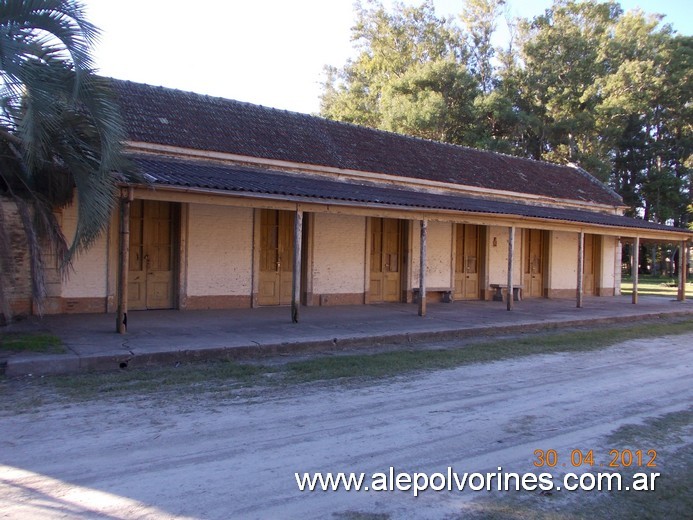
412,287 -> 453,303
490,284 -> 523,302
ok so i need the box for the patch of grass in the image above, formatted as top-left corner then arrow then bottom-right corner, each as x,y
283,318 -> 693,384
0,333 -> 64,354
621,275 -> 692,298
4,317 -> 692,407
48,359 -> 265,398
461,408 -> 693,520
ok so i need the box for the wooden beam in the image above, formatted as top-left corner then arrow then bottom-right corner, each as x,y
116,188 -> 133,333
507,226 -> 515,311
632,236 -> 640,305
291,210 -> 303,323
418,219 -> 428,317
678,241 -> 687,302
577,231 -> 584,308
128,187 -> 693,242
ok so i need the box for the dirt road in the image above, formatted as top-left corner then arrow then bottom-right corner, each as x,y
1,333 -> 692,519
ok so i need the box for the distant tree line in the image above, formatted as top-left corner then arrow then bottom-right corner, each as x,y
320,0 -> 692,228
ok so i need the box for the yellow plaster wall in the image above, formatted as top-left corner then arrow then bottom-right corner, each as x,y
601,235 -> 618,291
487,226 -> 522,285
312,213 -> 366,294
187,204 -> 253,296
548,231 -> 579,290
410,221 -> 453,288
60,203 -> 110,298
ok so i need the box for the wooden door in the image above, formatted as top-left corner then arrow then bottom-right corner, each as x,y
583,234 -> 600,296
523,229 -> 544,298
454,224 -> 480,300
369,218 -> 402,302
128,200 -> 175,310
258,209 -> 294,306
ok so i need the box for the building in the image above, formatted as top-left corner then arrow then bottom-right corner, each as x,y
4,80 -> 692,327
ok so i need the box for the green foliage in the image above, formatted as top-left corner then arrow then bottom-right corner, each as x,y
379,59 -> 478,142
320,0 -> 691,228
621,275 -> 691,297
0,0 -> 136,317
320,0 -> 471,137
0,332 -> 64,353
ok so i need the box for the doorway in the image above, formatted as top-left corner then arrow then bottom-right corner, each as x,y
128,200 -> 177,310
523,229 -> 545,298
583,234 -> 601,296
258,209 -> 295,306
369,217 -> 403,302
454,224 -> 481,300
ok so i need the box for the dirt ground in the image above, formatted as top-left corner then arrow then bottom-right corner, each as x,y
1,333 -> 691,519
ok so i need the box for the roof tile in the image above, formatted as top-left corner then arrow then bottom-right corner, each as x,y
112,80 -> 623,207
134,156 -> 688,235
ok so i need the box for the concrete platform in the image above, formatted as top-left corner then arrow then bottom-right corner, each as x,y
2,295 -> 692,376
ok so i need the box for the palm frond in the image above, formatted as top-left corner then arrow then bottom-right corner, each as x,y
0,1 -> 132,318
0,0 -> 97,71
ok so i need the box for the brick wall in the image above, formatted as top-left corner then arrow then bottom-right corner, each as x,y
0,197 -> 32,321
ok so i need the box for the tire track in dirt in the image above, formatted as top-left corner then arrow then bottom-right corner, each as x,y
1,334 -> 691,519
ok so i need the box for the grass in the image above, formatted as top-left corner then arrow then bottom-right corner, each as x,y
0,332 -> 64,354
4,316 -> 690,516
458,408 -> 693,520
621,275 -> 692,298
282,318 -> 693,384
4,316 -> 693,406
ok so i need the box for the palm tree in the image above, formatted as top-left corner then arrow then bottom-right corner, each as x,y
0,0 -> 133,320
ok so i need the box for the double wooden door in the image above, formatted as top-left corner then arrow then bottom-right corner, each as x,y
583,234 -> 600,296
369,218 -> 402,302
258,209 -> 294,306
454,224 -> 480,300
129,200 -> 175,310
523,229 -> 544,298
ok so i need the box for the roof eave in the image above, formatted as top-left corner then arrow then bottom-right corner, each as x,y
120,181 -> 693,243
125,141 -> 626,214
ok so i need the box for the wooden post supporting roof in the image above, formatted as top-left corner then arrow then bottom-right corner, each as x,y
291,210 -> 303,323
632,237 -> 639,305
418,219 -> 428,317
678,241 -> 687,302
116,188 -> 133,334
577,231 -> 584,308
507,226 -> 515,311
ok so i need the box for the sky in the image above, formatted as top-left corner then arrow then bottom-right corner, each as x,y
84,0 -> 692,115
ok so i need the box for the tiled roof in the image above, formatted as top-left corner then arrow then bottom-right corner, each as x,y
111,80 -> 623,207
134,156 -> 689,236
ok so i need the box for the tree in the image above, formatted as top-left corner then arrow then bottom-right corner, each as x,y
460,0 -> 506,94
515,0 -> 621,170
320,0 -> 472,136
0,0 -> 133,319
320,0 -> 690,226
595,14 -> 691,224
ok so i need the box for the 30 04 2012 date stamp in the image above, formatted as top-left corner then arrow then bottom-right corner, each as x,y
533,449 -> 657,468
